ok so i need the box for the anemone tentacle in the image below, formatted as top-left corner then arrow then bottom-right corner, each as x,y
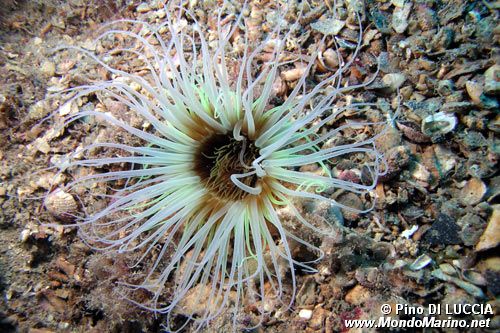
48,1 -> 394,331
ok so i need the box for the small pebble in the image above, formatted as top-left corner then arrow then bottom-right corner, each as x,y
380,145 -> 411,181
459,213 -> 486,246
441,101 -> 473,114
156,9 -> 166,19
484,64 -> 500,94
298,309 -> 313,320
136,3 -> 151,13
345,285 -> 371,305
282,65 -> 307,82
20,229 -> 30,243
391,0 -> 405,8
40,61 -> 56,77
34,137 -> 51,154
465,81 -> 483,105
311,18 -> 345,36
416,5 -> 438,31
411,162 -> 430,184
59,101 -> 76,116
476,206 -> 500,251
423,214 -> 462,246
436,80 -> 455,96
392,3 -> 412,34
382,73 -> 406,91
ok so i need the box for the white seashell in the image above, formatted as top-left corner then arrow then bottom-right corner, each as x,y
409,254 -> 432,270
44,189 -> 78,222
421,112 -> 457,136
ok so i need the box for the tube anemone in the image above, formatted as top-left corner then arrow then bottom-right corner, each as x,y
49,1 -> 393,331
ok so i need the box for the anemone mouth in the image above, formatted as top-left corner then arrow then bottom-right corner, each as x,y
193,130 -> 261,202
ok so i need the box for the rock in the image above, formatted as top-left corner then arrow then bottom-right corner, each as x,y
136,2 -> 151,13
459,131 -> 488,149
436,80 -> 455,96
55,257 -> 76,277
380,145 -> 411,181
375,127 -> 402,152
423,214 -> 462,246
355,267 -> 383,287
382,73 -> 406,91
416,4 -> 438,31
155,9 -> 166,19
20,229 -> 30,243
28,100 -> 50,120
465,81 -> 483,105
431,27 -> 454,51
488,176 -> 500,204
482,258 -> 500,296
391,0 -> 405,7
404,98 -> 442,118
462,112 -> 487,130
0,95 -> 14,130
460,178 -> 487,206
345,285 -> 371,305
335,192 -> 364,221
323,48 -> 339,68
439,263 -> 457,276
411,162 -> 431,184
484,64 -> 500,94
432,145 -> 457,178
34,137 -> 51,154
59,101 -> 77,116
370,9 -> 391,34
311,18 -> 345,36
296,276 -> 317,306
444,91 -> 464,103
35,172 -> 64,190
397,121 -> 431,143
177,284 -> 227,316
40,61 -> 56,77
392,2 -> 412,34
476,206 -> 500,252
309,308 -> 327,330
56,60 -> 76,74
465,155 -> 496,179
458,213 -> 487,246
441,101 -> 474,114
488,114 -> 500,133
401,225 -> 419,239
326,205 -> 344,226
282,65 -> 307,81
479,94 -> 500,109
